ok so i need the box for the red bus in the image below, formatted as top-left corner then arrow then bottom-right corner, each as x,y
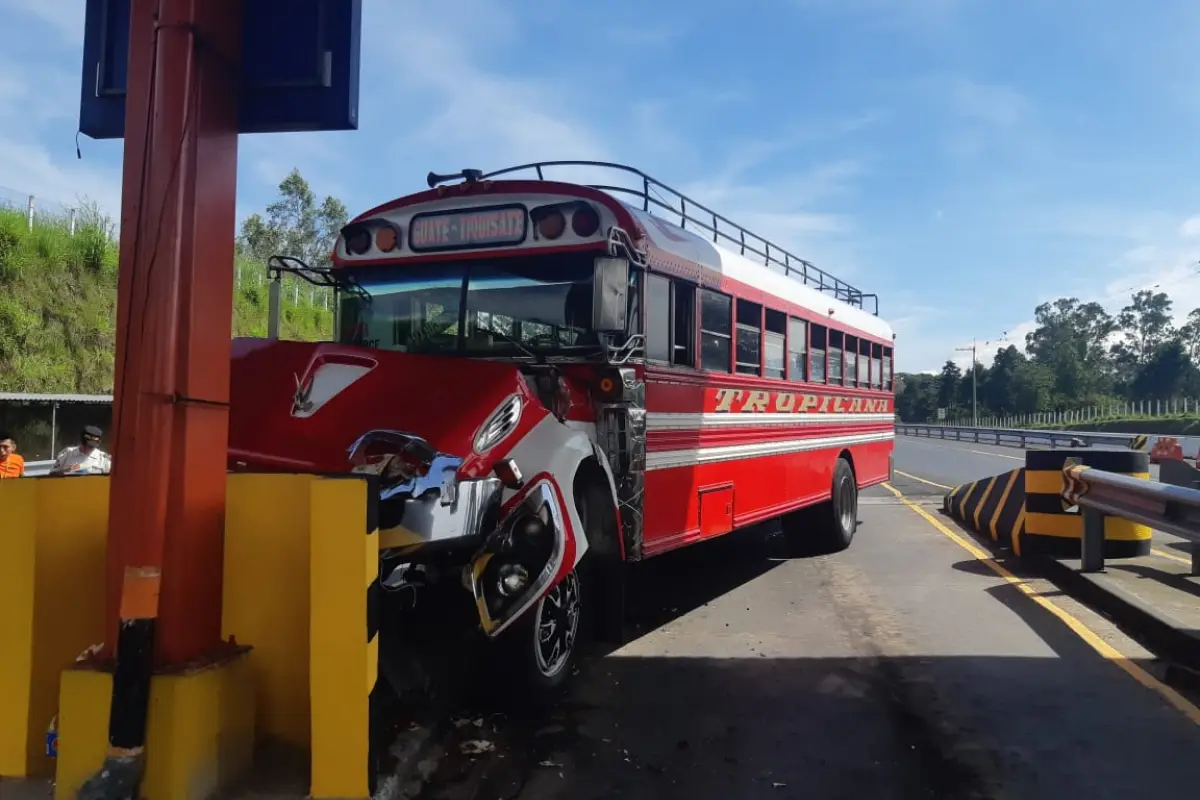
227,162 -> 895,696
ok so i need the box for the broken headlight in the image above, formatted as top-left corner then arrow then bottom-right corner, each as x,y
469,483 -> 563,636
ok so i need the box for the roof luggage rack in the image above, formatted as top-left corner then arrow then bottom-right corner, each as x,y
481,160 -> 878,315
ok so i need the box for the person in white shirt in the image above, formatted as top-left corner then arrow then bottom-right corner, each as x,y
50,425 -> 112,476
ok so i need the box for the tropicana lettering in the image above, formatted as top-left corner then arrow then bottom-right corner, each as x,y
713,388 -> 892,415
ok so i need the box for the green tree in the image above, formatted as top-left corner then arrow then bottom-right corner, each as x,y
896,373 -> 938,422
1130,341 -> 1200,401
1111,290 -> 1175,383
936,360 -> 961,412
237,168 -> 349,268
983,345 -> 1024,414
956,361 -> 987,414
1025,298 -> 1116,401
1176,308 -> 1200,361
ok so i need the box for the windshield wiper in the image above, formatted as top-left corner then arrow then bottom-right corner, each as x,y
481,326 -> 541,361
267,254 -> 372,306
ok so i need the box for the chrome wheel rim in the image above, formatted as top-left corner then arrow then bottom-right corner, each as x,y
838,476 -> 856,533
534,571 -> 581,678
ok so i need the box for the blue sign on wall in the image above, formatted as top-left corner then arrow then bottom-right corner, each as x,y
79,0 -> 362,139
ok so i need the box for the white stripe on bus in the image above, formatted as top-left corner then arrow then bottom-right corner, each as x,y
645,431 -> 895,471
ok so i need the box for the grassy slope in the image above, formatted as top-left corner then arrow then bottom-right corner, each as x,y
0,206 -> 333,394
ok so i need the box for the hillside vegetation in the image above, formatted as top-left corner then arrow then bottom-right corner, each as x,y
0,170 -> 340,394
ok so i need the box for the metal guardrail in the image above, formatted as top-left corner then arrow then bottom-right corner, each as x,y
24,460 -> 54,477
897,423 -> 1139,450
1062,464 -> 1200,575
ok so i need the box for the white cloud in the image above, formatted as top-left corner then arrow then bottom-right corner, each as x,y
1179,215 -> 1200,238
1,0 -> 83,43
947,78 -> 1030,128
920,214 -> 1200,375
0,137 -> 121,217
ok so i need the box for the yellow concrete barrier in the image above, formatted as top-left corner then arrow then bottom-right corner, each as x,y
0,477 -> 108,779
55,652 -> 256,800
942,467 -> 1027,552
1,472 -> 382,799
309,476 -> 380,800
1023,449 -> 1151,558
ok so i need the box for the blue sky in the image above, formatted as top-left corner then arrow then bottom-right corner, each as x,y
5,0 -> 1200,373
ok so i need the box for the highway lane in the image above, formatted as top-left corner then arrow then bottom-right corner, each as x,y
890,436 -> 1195,566
417,490 -> 1200,800
892,434 -> 1161,490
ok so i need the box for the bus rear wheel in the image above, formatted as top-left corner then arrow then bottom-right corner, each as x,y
783,457 -> 858,555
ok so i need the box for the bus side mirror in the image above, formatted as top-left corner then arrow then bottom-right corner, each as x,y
592,257 -> 629,332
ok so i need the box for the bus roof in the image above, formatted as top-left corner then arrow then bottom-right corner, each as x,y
618,200 -> 894,343
343,162 -> 894,344
476,162 -> 891,342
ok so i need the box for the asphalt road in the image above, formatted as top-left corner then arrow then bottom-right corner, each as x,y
889,435 -> 1199,562
890,435 -> 1162,495
416,483 -> 1200,799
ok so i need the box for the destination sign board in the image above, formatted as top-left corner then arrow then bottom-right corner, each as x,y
409,204 -> 528,252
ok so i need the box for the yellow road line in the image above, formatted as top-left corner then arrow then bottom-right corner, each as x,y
881,481 -> 1200,727
895,469 -> 954,491
1152,548 -> 1194,567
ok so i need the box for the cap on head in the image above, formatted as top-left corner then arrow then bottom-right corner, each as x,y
82,425 -> 103,444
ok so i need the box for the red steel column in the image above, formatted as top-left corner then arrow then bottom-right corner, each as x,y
104,0 -> 242,667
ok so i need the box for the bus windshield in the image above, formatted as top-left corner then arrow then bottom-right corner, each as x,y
336,252 -> 604,357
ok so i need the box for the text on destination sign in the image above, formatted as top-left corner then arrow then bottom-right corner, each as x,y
409,205 -> 527,251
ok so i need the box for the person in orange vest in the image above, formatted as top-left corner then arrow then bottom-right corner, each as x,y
0,434 -> 25,479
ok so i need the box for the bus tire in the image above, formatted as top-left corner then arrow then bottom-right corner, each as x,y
784,457 -> 858,555
817,457 -> 858,553
495,567 -> 583,704
496,480 -> 607,703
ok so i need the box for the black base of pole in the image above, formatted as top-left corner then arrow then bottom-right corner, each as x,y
76,615 -> 156,800
77,753 -> 145,800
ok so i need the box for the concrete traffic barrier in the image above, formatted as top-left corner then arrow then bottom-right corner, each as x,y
1022,449 -> 1151,559
0,473 -> 381,799
942,467 -> 1027,551
0,477 -> 108,779
308,475 -> 381,800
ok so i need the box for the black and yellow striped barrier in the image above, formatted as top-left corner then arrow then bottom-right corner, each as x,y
1023,449 -> 1151,558
310,474 -> 382,799
942,467 -> 1027,551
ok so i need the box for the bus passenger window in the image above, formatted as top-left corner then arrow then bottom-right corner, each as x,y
829,330 -> 845,385
645,274 -> 671,362
735,300 -> 762,375
787,317 -> 807,381
672,281 -> 697,367
699,289 -> 732,372
865,341 -> 877,388
844,335 -> 858,388
883,347 -> 893,391
809,324 -> 827,383
764,309 -> 786,379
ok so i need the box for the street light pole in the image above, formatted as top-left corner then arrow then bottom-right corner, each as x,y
954,340 -> 978,427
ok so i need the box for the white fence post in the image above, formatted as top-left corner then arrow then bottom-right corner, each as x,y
26,194 -> 35,231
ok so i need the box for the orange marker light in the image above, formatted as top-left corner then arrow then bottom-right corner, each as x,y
536,209 -> 566,240
375,224 -> 400,252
